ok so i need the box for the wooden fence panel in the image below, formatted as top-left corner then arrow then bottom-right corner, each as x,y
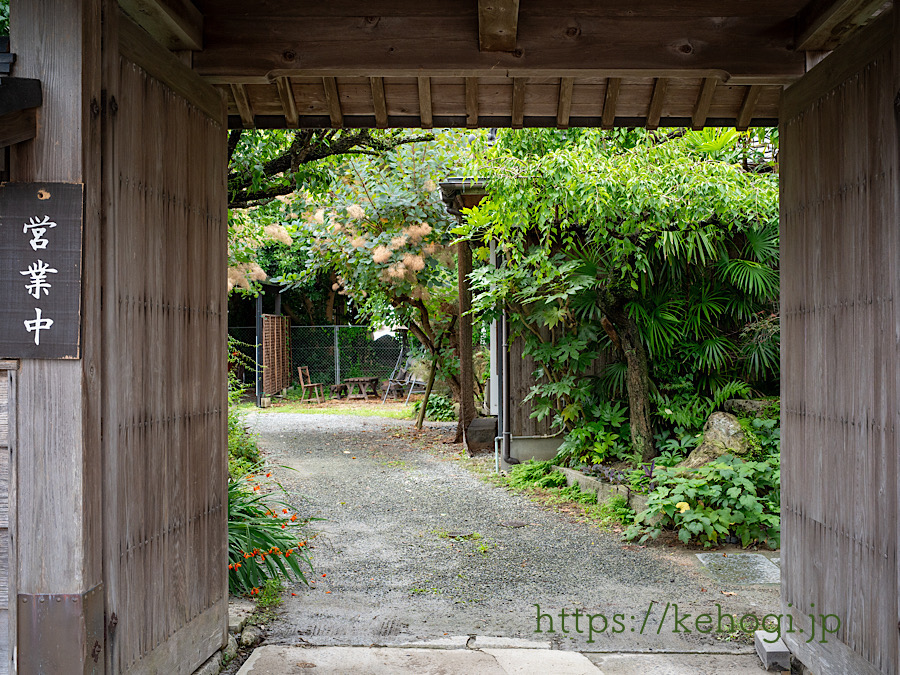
0,362 -> 14,675
262,314 -> 291,395
780,16 -> 898,674
101,13 -> 228,674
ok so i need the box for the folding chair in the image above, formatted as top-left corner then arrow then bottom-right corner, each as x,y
297,366 -> 324,404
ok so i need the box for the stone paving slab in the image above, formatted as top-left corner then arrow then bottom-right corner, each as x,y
587,653 -> 768,674
236,646 -> 602,674
696,553 -> 781,584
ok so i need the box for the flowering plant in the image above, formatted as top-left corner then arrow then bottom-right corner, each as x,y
227,467 -> 317,595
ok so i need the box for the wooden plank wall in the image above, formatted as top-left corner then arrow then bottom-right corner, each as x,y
101,14 -> 228,674
262,314 -> 290,395
0,361 -> 14,675
508,332 -> 610,437
780,16 -> 898,675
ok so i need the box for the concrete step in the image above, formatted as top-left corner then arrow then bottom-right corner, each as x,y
236,646 -> 769,674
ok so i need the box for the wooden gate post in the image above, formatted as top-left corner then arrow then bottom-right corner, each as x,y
9,0 -> 106,671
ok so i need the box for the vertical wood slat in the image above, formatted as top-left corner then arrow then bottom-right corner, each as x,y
556,77 -> 574,129
104,19 -> 227,673
781,22 -> 898,674
323,76 -> 343,128
275,76 -> 299,128
646,77 -> 668,130
370,76 -> 388,129
417,76 -> 433,129
601,77 -> 621,129
0,364 -> 14,675
692,77 -> 717,130
511,77 -> 526,129
465,77 -> 479,128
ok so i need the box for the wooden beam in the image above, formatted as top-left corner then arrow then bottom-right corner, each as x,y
119,13 -> 223,124
556,77 -> 574,129
229,83 -> 254,128
511,77 -> 526,129
478,0 -> 520,52
417,76 -> 433,128
646,77 -> 668,130
0,108 -> 36,148
795,0 -> 887,51
118,0 -> 202,51
466,77 -> 479,128
370,77 -> 388,129
735,84 -> 763,131
275,77 -> 298,128
601,77 -> 621,129
323,76 -> 343,128
691,77 -> 717,130
195,15 -> 806,83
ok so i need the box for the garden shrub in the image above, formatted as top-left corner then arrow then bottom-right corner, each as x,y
412,393 -> 457,421
625,454 -> 780,549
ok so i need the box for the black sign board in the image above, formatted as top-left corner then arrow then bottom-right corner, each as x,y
0,182 -> 83,359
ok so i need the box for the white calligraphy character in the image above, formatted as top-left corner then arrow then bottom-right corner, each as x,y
24,308 -> 53,346
23,215 -> 57,251
20,260 -> 58,299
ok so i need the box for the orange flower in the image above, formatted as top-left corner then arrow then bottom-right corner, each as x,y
290,514 -> 297,522
291,592 -> 297,596
235,563 -> 241,569
322,573 -> 327,578
281,524 -> 286,529
266,472 -> 272,477
228,564 -> 234,570
253,486 -> 260,491
282,509 -> 288,514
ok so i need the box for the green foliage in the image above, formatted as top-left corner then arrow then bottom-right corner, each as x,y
464,127 -> 780,462
506,460 -> 564,489
411,393 -> 457,421
0,1 -> 8,35
227,469 -> 316,595
625,454 -> 780,549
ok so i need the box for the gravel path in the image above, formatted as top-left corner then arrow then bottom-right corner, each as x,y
246,412 -> 779,653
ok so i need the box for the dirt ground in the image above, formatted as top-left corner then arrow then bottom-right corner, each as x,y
238,409 -> 779,658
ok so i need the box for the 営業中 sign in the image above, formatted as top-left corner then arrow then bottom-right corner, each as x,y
0,182 -> 83,359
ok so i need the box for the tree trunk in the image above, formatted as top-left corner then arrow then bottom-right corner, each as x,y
456,241 -> 477,450
607,308 -> 656,462
415,359 -> 438,430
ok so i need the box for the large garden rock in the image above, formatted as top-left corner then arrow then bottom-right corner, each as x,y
723,398 -> 776,417
679,412 -> 749,468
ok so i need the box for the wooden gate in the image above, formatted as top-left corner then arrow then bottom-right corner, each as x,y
780,15 -> 898,675
262,314 -> 291,395
100,10 -> 228,674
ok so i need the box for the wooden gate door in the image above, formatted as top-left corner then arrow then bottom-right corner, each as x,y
101,9 -> 228,674
780,14 -> 899,675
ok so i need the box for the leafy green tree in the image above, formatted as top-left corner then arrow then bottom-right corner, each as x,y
464,128 -> 779,462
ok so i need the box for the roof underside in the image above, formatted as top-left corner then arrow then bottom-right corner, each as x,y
125,0 -> 892,130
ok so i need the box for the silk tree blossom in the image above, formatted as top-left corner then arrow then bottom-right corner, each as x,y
346,204 -> 366,220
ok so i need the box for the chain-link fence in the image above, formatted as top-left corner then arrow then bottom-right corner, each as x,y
228,325 -> 405,387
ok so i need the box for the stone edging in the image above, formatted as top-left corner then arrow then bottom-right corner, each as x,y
552,466 -> 650,514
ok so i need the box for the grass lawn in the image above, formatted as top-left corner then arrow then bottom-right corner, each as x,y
234,397 -> 417,419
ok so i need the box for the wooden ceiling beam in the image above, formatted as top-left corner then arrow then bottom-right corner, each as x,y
119,0 -> 203,51
466,77 -> 479,128
275,76 -> 298,128
556,77 -> 574,129
478,0 -> 520,52
417,77 -> 433,129
646,77 -> 668,130
511,77 -> 526,129
230,83 -> 254,128
370,77 -> 388,128
601,77 -> 620,130
323,76 -> 344,128
195,15 -> 805,83
735,84 -> 763,131
795,0 -> 887,51
692,77 -> 717,130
